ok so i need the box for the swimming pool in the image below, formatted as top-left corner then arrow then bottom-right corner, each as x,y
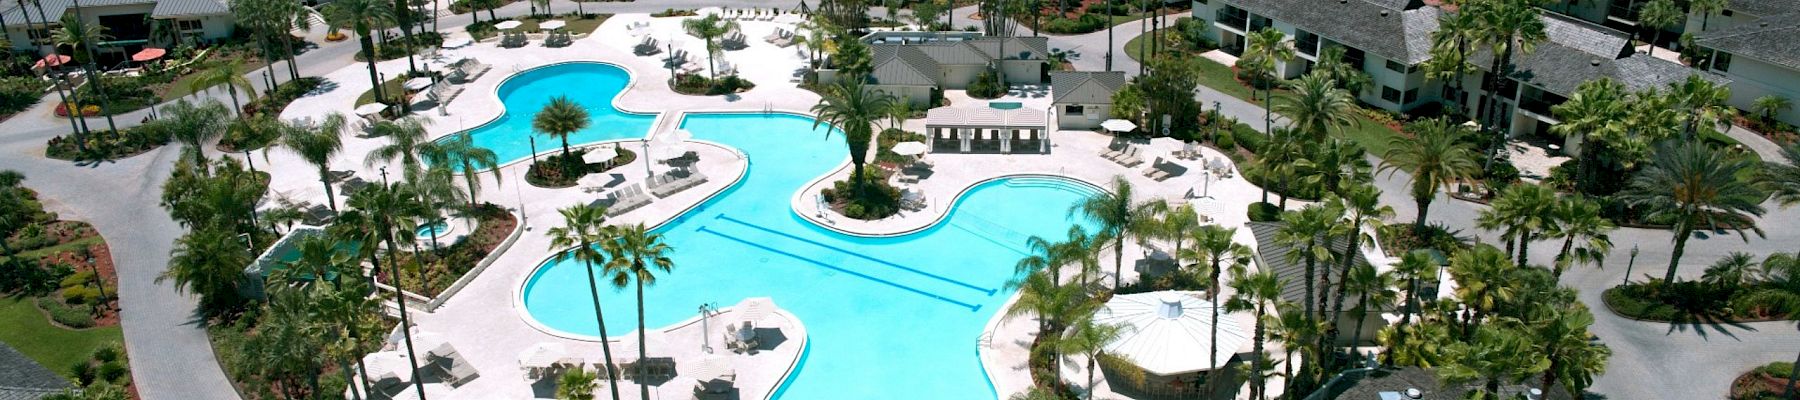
519,112 -> 1098,399
446,62 -> 657,165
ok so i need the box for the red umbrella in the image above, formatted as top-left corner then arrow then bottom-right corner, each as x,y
131,47 -> 166,62
33,54 -> 71,69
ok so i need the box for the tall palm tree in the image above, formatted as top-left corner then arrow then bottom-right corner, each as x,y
188,60 -> 258,114
324,0 -> 395,103
602,223 -> 674,400
364,117 -> 433,181
682,15 -> 738,79
1240,28 -> 1293,134
1342,263 -> 1396,348
1386,250 -> 1439,367
545,204 -> 624,400
1448,245 -> 1517,337
1299,139 -> 1371,197
159,227 -> 252,313
51,13 -> 118,134
1550,78 -> 1630,193
1689,0 -> 1728,31
1275,73 -> 1359,140
1467,0 -> 1546,160
1379,118 -> 1480,232
1423,9 -> 1478,117
1765,144 -> 1800,258
1543,195 -> 1614,279
1003,270 -> 1093,346
164,100 -> 233,166
346,184 -> 431,400
1636,0 -> 1681,58
1668,74 -> 1735,140
1259,128 -> 1305,207
1055,309 -> 1127,396
1618,141 -> 1765,282
1534,306 -> 1609,398
1311,46 -> 1372,96
1016,225 -> 1093,285
1224,267 -> 1284,400
1322,184 -> 1391,356
1070,176 -> 1160,289
1274,203 -> 1342,322
1267,302 -> 1323,395
811,80 -> 896,196
1438,321 -> 1549,397
533,96 -> 591,161
1178,224 -> 1250,393
1752,95 -> 1793,125
276,113 -> 349,211
425,133 -> 501,209
1476,184 -> 1556,266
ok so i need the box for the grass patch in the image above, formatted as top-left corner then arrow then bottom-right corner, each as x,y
1189,57 -> 1402,155
354,75 -> 409,107
9,236 -> 103,262
162,61 -> 263,101
0,296 -> 123,379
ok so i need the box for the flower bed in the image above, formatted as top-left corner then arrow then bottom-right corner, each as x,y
377,203 -> 519,297
1731,362 -> 1795,400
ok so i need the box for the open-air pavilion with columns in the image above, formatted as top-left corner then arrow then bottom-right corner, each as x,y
925,106 -> 1050,154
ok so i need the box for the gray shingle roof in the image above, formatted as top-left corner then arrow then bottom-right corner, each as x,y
914,42 -> 991,65
868,45 -> 939,86
155,0 -> 229,18
1728,0 -> 1800,16
1247,221 -> 1371,309
1695,13 -> 1800,71
1468,13 -> 1726,96
1541,12 -> 1631,58
2,0 -> 228,27
1049,71 -> 1126,104
1221,0 -> 1441,64
0,342 -> 71,399
966,36 -> 1049,60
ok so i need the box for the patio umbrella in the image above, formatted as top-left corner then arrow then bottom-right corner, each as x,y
581,145 -> 618,164
539,20 -> 566,30
1093,291 -> 1251,375
362,351 -> 414,383
494,20 -> 522,30
440,37 -> 472,49
404,77 -> 435,91
1099,119 -> 1138,133
732,297 -> 774,325
131,47 -> 166,62
678,355 -> 734,382
33,54 -> 71,69
652,140 -> 691,161
517,342 -> 568,371
354,103 -> 387,117
891,141 -> 928,157
658,128 -> 694,144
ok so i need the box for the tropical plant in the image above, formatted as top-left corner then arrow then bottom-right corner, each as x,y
51,13 -> 118,134
1002,269 -> 1094,349
557,366 -> 598,400
1466,0 -> 1546,159
1766,145 -> 1800,253
424,133 -> 501,208
1636,0 -> 1682,58
1423,10 -> 1479,117
1342,263 -> 1396,348
1275,73 -> 1359,140
276,113 -> 348,211
158,227 -> 253,312
1323,184 -> 1391,354
1267,302 -> 1324,395
682,15 -> 739,79
1070,176 -> 1161,289
1299,139 -> 1372,197
345,183 -> 431,398
1381,118 -> 1480,231
188,60 -> 258,113
163,99 -> 232,166
1533,306 -> 1609,398
1224,267 -> 1284,400
1667,74 -> 1734,139
1055,310 -> 1127,395
1689,0 -> 1728,30
1274,203 -> 1345,322
1752,95 -> 1793,125
1550,78 -> 1635,194
1543,195 -> 1614,279
1239,28 -> 1293,134
363,117 -> 434,181
1448,245 -> 1517,337
1618,141 -> 1765,283
1311,46 -> 1372,96
1387,250 -> 1440,363
601,223 -> 674,400
323,0 -> 395,102
1475,183 -> 1556,266
533,96 -> 590,159
545,204 -> 624,400
1438,321 -> 1550,397
1016,226 -> 1096,286
810,79 -> 895,197
1178,224 -> 1251,384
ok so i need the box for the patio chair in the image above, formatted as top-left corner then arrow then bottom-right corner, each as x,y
1115,148 -> 1143,167
635,36 -> 662,56
1099,141 -> 1128,160
1142,157 -> 1171,181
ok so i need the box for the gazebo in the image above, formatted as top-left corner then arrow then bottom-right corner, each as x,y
924,106 -> 1048,154
1092,291 -> 1251,398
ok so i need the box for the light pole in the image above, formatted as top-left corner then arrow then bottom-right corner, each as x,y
1200,169 -> 1213,199
642,140 -> 653,178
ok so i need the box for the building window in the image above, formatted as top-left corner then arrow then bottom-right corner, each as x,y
1295,30 -> 1319,56
1381,86 -> 1401,103
1711,51 -> 1733,73
1385,60 -> 1407,73
1065,104 -> 1085,115
178,19 -> 204,32
1721,9 -> 1733,16
1403,88 -> 1419,104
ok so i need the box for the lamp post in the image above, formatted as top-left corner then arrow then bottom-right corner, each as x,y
642,140 -> 653,178
1201,169 -> 1213,199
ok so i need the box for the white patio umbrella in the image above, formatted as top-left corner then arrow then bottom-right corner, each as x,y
539,20 -> 567,30
403,77 -> 434,91
891,141 -> 928,157
678,355 -> 734,382
651,129 -> 694,160
1100,119 -> 1138,133
581,145 -> 618,164
354,103 -> 387,117
494,20 -> 522,30
732,297 -> 774,325
1092,291 -> 1251,375
658,129 -> 694,143
518,342 -> 568,371
361,351 -> 414,383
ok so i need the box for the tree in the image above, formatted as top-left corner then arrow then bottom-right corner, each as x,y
424,133 -> 501,209
1055,310 -> 1127,395
1751,95 -> 1793,125
810,79 -> 895,197
1275,73 -> 1359,141
364,117 -> 434,181
1387,250 -> 1440,366
1637,0 -> 1682,58
1543,195 -> 1614,279
1689,0 -> 1728,31
1015,226 -> 1094,285
1381,118 -> 1480,232
1070,176 -> 1160,289
1467,0 -> 1546,160
1438,321 -> 1549,398
276,113 -> 348,211
1134,57 -> 1203,136
159,227 -> 252,313
346,184 -> 431,399
1239,28 -> 1293,134
1618,141 -> 1765,282
163,100 -> 232,166
683,15 -> 739,79
1341,263 -> 1396,348
1298,139 -> 1371,197
1311,46 -> 1372,96
1765,145 -> 1800,250
533,96 -> 590,160
1550,78 -> 1631,193
1267,302 -> 1323,395
187,60 -> 258,113
1224,267 -> 1284,400
602,223 -> 674,400
1177,224 -> 1251,385
557,366 -> 598,400
1259,128 -> 1305,207
1448,245 -> 1517,337
51,13 -> 118,135
323,0 -> 394,104
1424,10 -> 1479,118
545,204 -> 624,400
1323,184 -> 1391,355
1002,270 -> 1094,350
1274,203 -> 1343,322
1668,74 -> 1734,139
1533,306 -> 1609,398
1476,184 -> 1556,267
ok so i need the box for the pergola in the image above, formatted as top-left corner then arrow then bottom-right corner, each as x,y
924,107 -> 1049,154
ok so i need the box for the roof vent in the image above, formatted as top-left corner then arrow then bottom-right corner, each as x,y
1761,21 -> 1770,27
1590,59 -> 1601,66
1157,295 -> 1185,319
1406,388 -> 1423,399
1341,0 -> 1348,4
1381,10 -> 1391,16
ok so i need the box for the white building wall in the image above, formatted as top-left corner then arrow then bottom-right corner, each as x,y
1683,9 -> 1761,34
1055,102 -> 1112,129
1716,57 -> 1800,126
868,84 -> 933,108
940,65 -> 984,89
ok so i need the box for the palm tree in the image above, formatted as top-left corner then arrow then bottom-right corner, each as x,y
1467,0 -> 1546,159
363,117 -> 433,180
1055,310 -> 1127,396
1259,128 -> 1305,207
1448,245 -> 1517,337
1323,184 -> 1391,356
1618,141 -> 1765,283
1476,184 -> 1556,266
1668,74 -> 1734,139
1275,73 -> 1359,141
317,277 -> 383,400
1752,95 -> 1793,125
1380,118 -> 1480,232
188,60 -> 258,113
324,0 -> 395,103
1438,321 -> 1550,397
51,13 -> 118,134
1002,270 -> 1093,347
1689,0 -> 1728,31
1550,78 -> 1630,192
276,113 -> 348,211
810,79 -> 896,197
1070,176 -> 1160,289
1765,144 -> 1800,257
346,184 -> 431,400
1423,10 -> 1478,117
602,223 -> 674,400
1543,195 -> 1614,279
164,100 -> 233,166
1266,302 -> 1322,395
1311,46 -> 1372,96
532,96 -> 591,162
1274,203 -> 1342,322
1224,267 -> 1284,400
425,133 -> 501,209
1534,306 -> 1609,398
1387,250 -> 1439,366
1342,263 -> 1396,348
545,204 -> 624,400
1178,224 -> 1250,382
683,15 -> 739,79
1636,0 -> 1682,58
1240,28 -> 1293,134
158,227 -> 252,313
557,366 -> 599,400
1016,226 -> 1093,285
1299,139 -> 1371,198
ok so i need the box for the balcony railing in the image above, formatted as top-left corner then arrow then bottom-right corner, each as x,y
1215,9 -> 1247,31
1518,97 -> 1556,117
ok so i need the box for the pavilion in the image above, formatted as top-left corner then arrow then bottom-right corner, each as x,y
924,106 -> 1049,154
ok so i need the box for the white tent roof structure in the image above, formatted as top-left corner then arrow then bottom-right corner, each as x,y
1093,291 -> 1251,376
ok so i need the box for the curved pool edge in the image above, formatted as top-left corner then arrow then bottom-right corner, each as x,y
791,171 -> 1111,238
437,59 -> 666,172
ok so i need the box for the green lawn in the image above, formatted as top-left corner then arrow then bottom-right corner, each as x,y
1188,57 -> 1403,155
354,75 -> 409,107
0,296 -> 122,378
162,61 -> 262,101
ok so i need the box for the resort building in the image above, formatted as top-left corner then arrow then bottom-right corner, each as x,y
924,106 -> 1049,153
820,31 -> 1050,107
1190,0 -> 1724,147
1048,71 -> 1128,130
0,342 -> 70,400
1248,221 -> 1392,344
1688,3 -> 1800,126
1,0 -> 236,62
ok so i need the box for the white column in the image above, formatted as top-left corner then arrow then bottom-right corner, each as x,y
1000,129 -> 1013,154
960,128 -> 971,153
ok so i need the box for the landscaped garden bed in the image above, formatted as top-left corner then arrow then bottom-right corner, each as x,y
526,147 -> 637,188
672,74 -> 756,96
1,176 -> 134,397
1731,362 -> 1798,400
376,203 -> 519,297
1603,253 -> 1799,322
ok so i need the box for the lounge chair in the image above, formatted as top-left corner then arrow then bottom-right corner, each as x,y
649,170 -> 708,197
601,184 -> 653,216
1099,141 -> 1128,160
901,189 -> 926,211
635,36 -> 662,56
437,357 -> 480,387
1143,157 -> 1171,181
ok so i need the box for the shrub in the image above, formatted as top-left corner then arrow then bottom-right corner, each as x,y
0,259 -> 64,295
93,342 -> 122,363
61,270 -> 95,289
1231,124 -> 1265,153
0,76 -> 42,115
1484,162 -> 1520,192
821,173 -> 902,220
39,296 -> 95,328
1377,223 -> 1468,256
61,286 -> 100,305
967,69 -> 1005,99
70,361 -> 96,386
97,360 -> 128,383
1214,130 -> 1236,150
652,8 -> 697,17
1603,284 -> 1684,321
1247,202 -> 1281,222
1040,13 -> 1108,34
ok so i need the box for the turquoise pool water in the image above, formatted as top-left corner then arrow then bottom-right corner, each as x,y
415,220 -> 449,239
447,62 -> 657,164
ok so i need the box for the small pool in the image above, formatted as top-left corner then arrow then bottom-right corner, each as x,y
988,102 -> 1022,110
415,220 -> 450,239
438,62 -> 657,166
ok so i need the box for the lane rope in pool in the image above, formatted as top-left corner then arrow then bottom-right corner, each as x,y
694,224 -> 986,312
714,214 -> 997,295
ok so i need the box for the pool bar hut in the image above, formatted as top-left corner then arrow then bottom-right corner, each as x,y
925,106 -> 1049,154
